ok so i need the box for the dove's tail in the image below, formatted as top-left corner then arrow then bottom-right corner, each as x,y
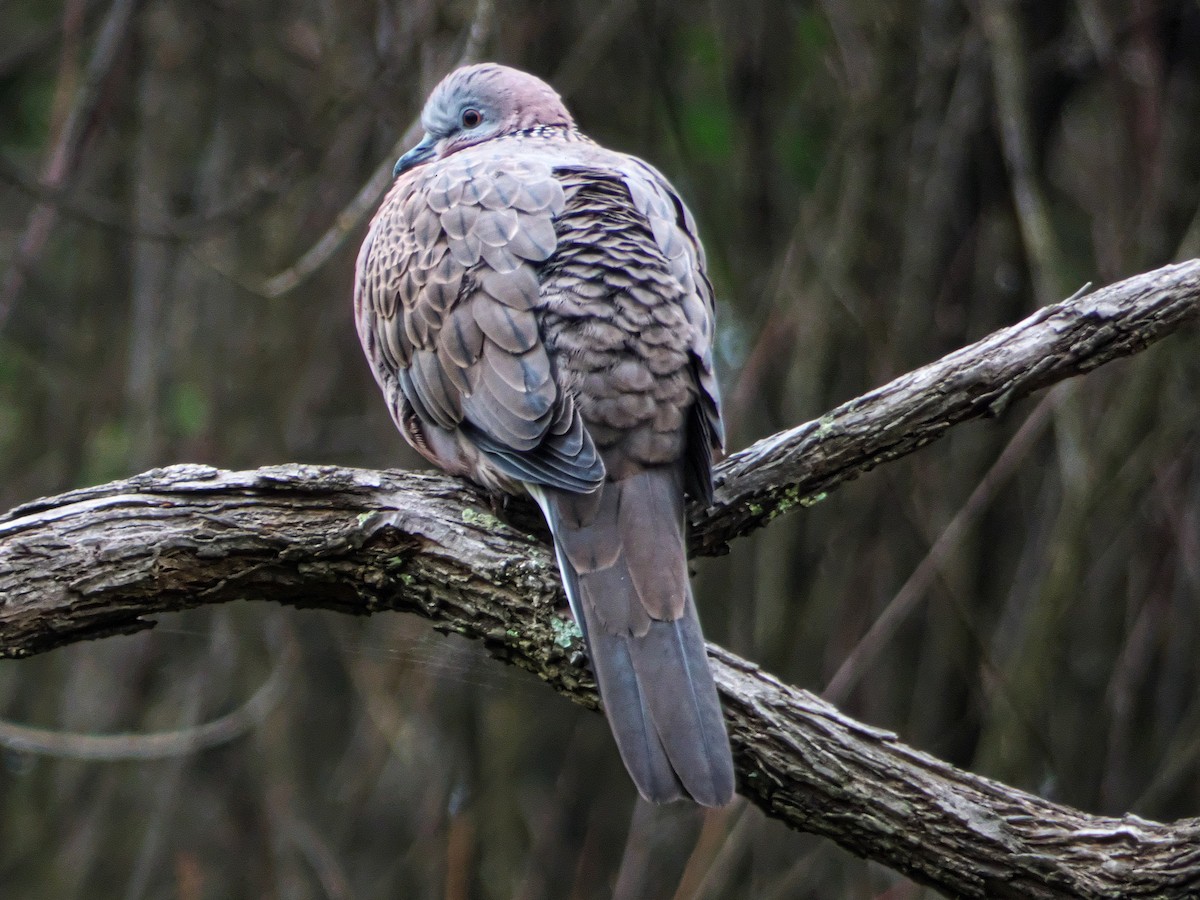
530,468 -> 735,806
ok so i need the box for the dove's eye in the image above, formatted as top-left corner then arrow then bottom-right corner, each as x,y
461,108 -> 482,129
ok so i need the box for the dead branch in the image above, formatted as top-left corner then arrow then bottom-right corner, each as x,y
1,260 -> 1198,897
693,259 -> 1200,554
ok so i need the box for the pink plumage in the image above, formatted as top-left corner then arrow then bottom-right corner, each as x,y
356,63 -> 733,806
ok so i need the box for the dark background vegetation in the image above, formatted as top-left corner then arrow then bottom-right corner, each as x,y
2,0 -> 1199,897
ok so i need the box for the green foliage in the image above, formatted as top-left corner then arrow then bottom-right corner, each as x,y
0,71 -> 55,155
168,382 -> 208,439
81,420 -> 132,485
680,92 -> 735,164
0,350 -> 24,462
778,11 -> 835,189
677,27 -> 734,164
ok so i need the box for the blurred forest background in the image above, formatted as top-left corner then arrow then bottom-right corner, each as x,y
2,0 -> 1199,897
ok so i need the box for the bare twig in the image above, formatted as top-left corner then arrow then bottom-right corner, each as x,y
0,151 -> 301,242
0,629 -> 292,760
978,0 -> 1069,304
256,0 -> 495,299
0,0 -> 139,332
252,0 -> 630,300
0,0 -> 107,76
822,384 -> 1061,704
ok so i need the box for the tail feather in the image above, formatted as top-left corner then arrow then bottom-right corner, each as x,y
585,615 -> 687,803
530,472 -> 735,807
624,594 -> 733,806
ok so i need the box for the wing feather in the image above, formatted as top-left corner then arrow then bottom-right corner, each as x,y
355,150 -> 601,492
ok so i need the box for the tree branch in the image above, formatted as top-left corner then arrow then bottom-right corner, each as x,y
693,259 -> 1200,554
1,260 -> 1198,897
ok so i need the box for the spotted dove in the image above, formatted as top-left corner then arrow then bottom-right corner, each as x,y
355,63 -> 734,806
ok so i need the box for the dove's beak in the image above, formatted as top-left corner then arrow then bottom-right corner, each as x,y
394,134 -> 437,177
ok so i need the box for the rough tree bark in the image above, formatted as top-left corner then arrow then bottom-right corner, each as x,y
1,260 -> 1199,898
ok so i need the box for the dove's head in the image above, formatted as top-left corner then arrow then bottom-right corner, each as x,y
394,64 -> 575,177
